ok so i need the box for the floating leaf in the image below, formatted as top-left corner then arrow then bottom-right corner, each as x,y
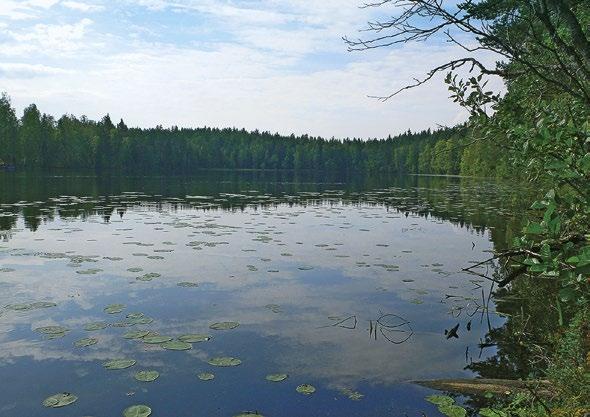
177,282 -> 199,288
6,303 -> 34,311
296,384 -> 316,395
123,404 -> 152,417
209,321 -> 239,330
178,334 -> 211,343
339,387 -> 364,401
104,304 -> 125,314
46,331 -> 68,340
143,336 -> 173,344
265,304 -> 281,314
30,301 -> 58,309
123,330 -> 150,340
43,393 -> 78,408
103,359 -> 136,370
74,337 -> 98,348
234,413 -> 264,417
208,357 -> 242,367
137,273 -> 160,282
265,374 -> 288,382
438,404 -> 467,417
76,268 -> 103,275
425,395 -> 455,406
135,370 -> 159,382
35,326 -> 69,335
162,341 -> 192,351
84,322 -> 108,331
128,316 -> 154,325
197,372 -> 215,381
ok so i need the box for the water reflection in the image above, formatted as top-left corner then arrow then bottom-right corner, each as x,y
0,173 -> 534,416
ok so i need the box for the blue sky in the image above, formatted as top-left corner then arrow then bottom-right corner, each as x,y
0,0 -> 501,138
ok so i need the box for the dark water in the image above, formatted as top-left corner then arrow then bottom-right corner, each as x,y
0,173 -> 532,417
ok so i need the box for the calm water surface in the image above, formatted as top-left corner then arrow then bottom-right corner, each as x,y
0,174 -> 530,417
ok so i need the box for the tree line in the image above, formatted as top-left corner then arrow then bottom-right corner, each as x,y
0,93 -> 512,177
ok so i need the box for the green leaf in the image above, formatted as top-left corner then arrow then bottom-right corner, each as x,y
559,287 -> 578,302
479,408 -> 508,417
296,384 -> 316,395
134,370 -> 159,382
43,393 -> 78,408
123,405 -> 152,417
525,223 -> 544,235
438,404 -> 467,417
566,256 -> 580,264
425,395 -> 455,406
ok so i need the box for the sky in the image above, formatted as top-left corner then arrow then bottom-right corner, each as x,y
0,0 -> 503,138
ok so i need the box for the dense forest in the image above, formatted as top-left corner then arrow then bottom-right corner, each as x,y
0,94 -> 514,177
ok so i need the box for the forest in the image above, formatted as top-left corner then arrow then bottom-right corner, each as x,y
0,94 -> 512,177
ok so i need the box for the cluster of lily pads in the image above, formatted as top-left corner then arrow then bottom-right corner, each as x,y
38,304 -> 321,416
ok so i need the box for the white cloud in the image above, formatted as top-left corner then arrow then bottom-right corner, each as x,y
61,1 -> 104,12
1,38 -> 502,138
0,63 -> 72,78
0,0 -> 59,20
5,18 -> 94,54
0,0 -> 505,138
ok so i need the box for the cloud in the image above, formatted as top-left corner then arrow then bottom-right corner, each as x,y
0,0 -> 59,20
0,63 -> 72,78
0,0 -> 505,138
5,18 -> 94,54
61,1 -> 104,12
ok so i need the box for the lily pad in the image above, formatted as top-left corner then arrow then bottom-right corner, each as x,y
35,326 -> 69,335
143,336 -> 173,344
123,330 -> 150,340
209,321 -> 239,330
177,282 -> 199,288
103,359 -> 136,370
339,387 -> 364,401
127,316 -> 154,325
47,331 -> 68,340
43,393 -> 78,408
208,357 -> 242,367
425,395 -> 455,406
123,404 -> 152,417
265,373 -> 288,382
197,372 -> 215,381
74,337 -> 98,348
161,341 -> 192,351
6,303 -> 34,311
296,384 -> 316,395
84,322 -> 108,331
137,273 -> 160,282
438,405 -> 467,417
134,370 -> 159,382
30,301 -> 58,309
178,334 -> 211,343
234,413 -> 264,417
104,304 -> 125,314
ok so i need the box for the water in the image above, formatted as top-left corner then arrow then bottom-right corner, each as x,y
0,173 -> 532,417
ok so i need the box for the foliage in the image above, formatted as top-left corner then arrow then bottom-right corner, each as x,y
0,94 -> 513,177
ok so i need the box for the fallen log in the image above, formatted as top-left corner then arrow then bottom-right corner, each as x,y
414,378 -> 553,397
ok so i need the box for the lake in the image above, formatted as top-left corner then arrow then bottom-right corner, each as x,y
0,173 -> 532,417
